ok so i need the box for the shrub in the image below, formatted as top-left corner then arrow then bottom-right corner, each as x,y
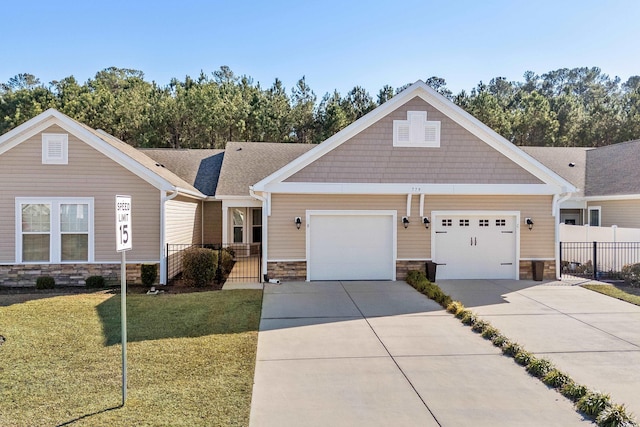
219,248 -> 235,274
491,333 -> 507,347
543,369 -> 572,389
514,350 -> 534,366
595,403 -> 636,427
182,247 -> 216,287
141,264 -> 157,287
85,275 -> 105,288
526,357 -> 554,378
577,391 -> 612,417
502,341 -> 523,357
561,381 -> 589,402
36,276 -> 55,289
471,320 -> 490,333
446,301 -> 465,315
621,263 -> 640,288
481,325 -> 500,340
406,270 -> 423,285
461,311 -> 478,326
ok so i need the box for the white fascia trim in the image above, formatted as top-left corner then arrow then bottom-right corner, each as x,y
520,258 -> 555,261
397,258 -> 431,261
582,194 -> 640,201
262,182 -> 561,195
267,259 -> 307,262
220,197 -> 263,208
252,82 -> 576,193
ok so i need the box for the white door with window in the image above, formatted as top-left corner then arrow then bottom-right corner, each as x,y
433,212 -> 518,279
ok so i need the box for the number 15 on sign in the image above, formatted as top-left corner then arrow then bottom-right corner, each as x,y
116,195 -> 132,252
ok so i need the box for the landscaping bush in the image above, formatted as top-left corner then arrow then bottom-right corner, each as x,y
526,357 -> 554,378
36,276 -> 55,289
219,248 -> 235,274
595,403 -> 636,427
480,325 -> 500,340
85,275 -> 106,288
460,311 -> 478,326
404,270 -> 453,308
561,381 -> 589,402
491,333 -> 507,347
502,341 -> 523,357
621,263 -> 640,288
446,301 -> 465,315
471,319 -> 490,333
182,247 -> 216,287
514,350 -> 534,366
577,391 -> 612,417
543,369 -> 572,389
141,264 -> 158,287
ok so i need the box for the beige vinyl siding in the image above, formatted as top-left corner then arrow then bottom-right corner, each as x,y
268,194 -> 554,261
0,124 -> 161,263
588,200 -> 640,228
203,200 -> 222,243
287,97 -> 542,185
165,196 -> 202,245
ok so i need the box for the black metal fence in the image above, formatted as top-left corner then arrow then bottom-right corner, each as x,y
167,243 -> 262,284
560,241 -> 640,280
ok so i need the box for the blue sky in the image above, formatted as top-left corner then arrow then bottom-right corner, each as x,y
2,0 -> 639,98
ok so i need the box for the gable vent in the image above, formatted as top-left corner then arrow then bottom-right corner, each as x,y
393,111 -> 441,147
42,133 -> 69,165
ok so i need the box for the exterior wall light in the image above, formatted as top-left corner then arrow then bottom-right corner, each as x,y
526,217 -> 534,231
422,217 -> 430,229
402,216 -> 410,229
295,217 -> 302,230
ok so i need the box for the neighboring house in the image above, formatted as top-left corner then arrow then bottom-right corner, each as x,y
524,140 -> 640,229
0,109 -> 218,286
0,81 -> 578,286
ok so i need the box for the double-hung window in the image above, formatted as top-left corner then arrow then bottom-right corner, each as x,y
17,198 -> 93,263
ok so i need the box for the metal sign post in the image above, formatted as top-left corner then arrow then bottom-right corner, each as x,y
116,195 -> 132,406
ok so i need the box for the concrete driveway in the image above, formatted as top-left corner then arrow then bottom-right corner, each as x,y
437,279 -> 640,419
249,281 -> 590,427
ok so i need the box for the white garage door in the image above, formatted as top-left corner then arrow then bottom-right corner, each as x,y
433,213 -> 517,279
308,212 -> 395,281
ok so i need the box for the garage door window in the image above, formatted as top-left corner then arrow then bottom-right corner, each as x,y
459,219 -> 469,227
496,219 -> 506,226
479,219 -> 489,227
442,219 -> 452,227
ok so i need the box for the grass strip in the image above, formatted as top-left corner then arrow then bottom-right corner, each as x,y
582,284 -> 640,307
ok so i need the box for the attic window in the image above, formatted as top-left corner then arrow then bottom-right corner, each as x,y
393,111 -> 441,148
42,133 -> 68,165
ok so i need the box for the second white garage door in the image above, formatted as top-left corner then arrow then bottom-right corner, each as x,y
307,211 -> 395,281
433,212 -> 518,280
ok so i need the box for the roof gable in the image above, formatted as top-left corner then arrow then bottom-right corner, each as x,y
0,109 -> 205,198
586,139 -> 640,197
253,81 -> 576,194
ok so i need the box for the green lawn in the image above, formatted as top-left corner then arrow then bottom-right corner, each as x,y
0,289 -> 262,427
582,284 -> 640,306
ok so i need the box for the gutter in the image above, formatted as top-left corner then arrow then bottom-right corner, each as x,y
249,187 -> 267,282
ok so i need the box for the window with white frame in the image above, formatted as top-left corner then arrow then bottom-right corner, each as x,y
42,133 -> 69,165
588,206 -> 601,227
393,111 -> 441,147
252,208 -> 262,243
17,198 -> 93,263
232,208 -> 244,243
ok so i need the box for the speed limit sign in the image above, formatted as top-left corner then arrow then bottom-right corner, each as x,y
116,195 -> 132,252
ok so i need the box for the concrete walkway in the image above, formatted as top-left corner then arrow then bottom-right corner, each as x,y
250,281 -> 590,426
437,279 -> 640,418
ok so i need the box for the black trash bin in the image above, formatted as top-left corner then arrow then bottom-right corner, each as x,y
532,261 -> 544,281
426,261 -> 438,282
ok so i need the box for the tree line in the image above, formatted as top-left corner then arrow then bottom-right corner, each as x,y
1,66 -> 639,148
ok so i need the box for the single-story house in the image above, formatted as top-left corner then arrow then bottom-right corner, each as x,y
0,81 -> 578,286
524,140 -> 640,229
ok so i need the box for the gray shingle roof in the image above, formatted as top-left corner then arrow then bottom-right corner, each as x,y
585,139 -> 640,196
215,142 -> 316,196
521,146 -> 591,197
141,149 -> 224,196
76,123 -> 203,196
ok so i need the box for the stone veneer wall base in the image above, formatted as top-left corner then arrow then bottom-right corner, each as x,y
0,263 -> 159,287
519,260 -> 557,280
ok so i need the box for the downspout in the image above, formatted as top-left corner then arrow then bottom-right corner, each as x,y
160,189 -> 179,285
553,192 -> 573,280
249,187 -> 267,282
